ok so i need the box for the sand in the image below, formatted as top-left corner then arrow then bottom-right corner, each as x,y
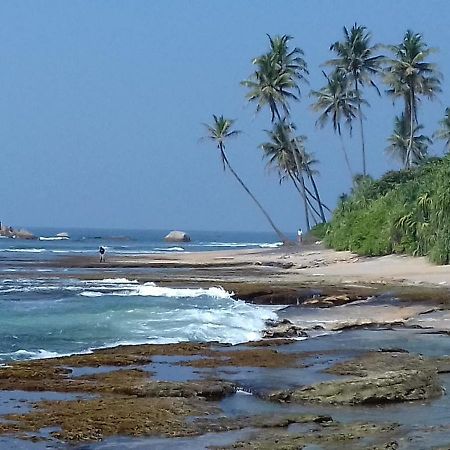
82,242 -> 450,288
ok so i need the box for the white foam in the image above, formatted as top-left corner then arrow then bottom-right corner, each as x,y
2,248 -> 46,253
39,236 -> 69,241
89,278 -> 138,284
154,247 -> 185,252
80,291 -> 104,297
117,283 -> 233,299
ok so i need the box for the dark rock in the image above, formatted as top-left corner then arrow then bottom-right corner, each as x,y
263,321 -> 308,339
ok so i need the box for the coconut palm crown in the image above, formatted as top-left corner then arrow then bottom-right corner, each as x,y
327,23 -> 384,175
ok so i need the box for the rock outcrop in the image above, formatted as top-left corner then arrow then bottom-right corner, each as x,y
282,369 -> 442,405
0,225 -> 36,240
263,319 -> 308,339
164,231 -> 191,242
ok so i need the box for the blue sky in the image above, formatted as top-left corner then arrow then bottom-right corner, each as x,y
1,0 -> 449,233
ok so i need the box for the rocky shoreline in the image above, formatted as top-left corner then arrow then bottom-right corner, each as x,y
1,245 -> 450,448
1,337 -> 445,448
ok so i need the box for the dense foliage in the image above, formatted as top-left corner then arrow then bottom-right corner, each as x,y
322,156 -> 450,264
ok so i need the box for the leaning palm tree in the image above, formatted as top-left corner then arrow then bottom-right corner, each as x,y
433,107 -> 450,152
311,70 -> 362,180
385,114 -> 431,169
260,122 -> 322,229
242,34 -> 327,226
384,30 -> 442,166
202,115 -> 287,242
327,23 -> 384,175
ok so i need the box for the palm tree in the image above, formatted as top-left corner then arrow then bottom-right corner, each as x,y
260,122 -> 324,229
242,34 -> 327,227
434,107 -> 450,152
327,23 -> 384,176
385,114 -> 431,168
202,115 -> 287,242
311,70 -> 362,179
384,30 -> 442,167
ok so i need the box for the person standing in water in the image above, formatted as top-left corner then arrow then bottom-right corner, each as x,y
99,246 -> 106,262
297,228 -> 303,244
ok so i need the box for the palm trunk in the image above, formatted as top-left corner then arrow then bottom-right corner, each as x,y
339,133 -> 354,180
299,174 -> 311,231
355,79 -> 367,176
220,146 -> 288,243
307,172 -> 327,221
406,88 -> 415,169
292,173 -> 322,220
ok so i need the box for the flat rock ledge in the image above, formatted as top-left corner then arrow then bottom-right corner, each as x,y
270,369 -> 442,405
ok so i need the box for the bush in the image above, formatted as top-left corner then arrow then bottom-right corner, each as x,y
325,156 -> 450,264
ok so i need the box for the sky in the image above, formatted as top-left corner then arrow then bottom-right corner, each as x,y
1,0 -> 449,233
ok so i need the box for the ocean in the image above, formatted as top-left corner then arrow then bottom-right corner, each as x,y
0,228 -> 284,363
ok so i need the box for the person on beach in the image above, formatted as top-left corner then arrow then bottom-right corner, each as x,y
297,228 -> 303,244
99,246 -> 106,262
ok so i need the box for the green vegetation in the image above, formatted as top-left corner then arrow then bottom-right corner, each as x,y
323,156 -> 450,264
202,25 -> 450,253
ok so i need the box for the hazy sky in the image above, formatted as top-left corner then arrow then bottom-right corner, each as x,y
1,0 -> 449,233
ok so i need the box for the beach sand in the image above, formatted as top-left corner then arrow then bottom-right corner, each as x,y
58,241 -> 450,288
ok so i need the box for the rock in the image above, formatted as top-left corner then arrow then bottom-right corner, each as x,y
303,294 -> 363,308
273,369 -> 442,405
56,232 -> 70,238
164,230 -> 191,242
13,229 -> 36,240
263,320 -> 308,339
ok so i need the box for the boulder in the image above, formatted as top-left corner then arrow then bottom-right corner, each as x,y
271,369 -> 442,405
164,231 -> 191,242
14,229 -> 36,240
263,319 -> 308,339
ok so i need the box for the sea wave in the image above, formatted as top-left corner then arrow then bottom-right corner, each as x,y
79,282 -> 232,299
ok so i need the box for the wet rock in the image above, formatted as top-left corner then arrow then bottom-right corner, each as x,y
303,294 -> 361,308
164,231 -> 191,242
274,369 -> 442,405
263,319 -> 308,339
113,380 -> 236,400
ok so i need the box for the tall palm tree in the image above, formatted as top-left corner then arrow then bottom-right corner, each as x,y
434,107 -> 450,152
384,30 -> 442,167
327,23 -> 384,176
242,34 -> 327,227
385,114 -> 431,168
202,115 -> 287,242
311,70 -> 362,179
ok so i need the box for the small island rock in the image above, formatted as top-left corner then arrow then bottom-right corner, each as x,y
164,231 -> 191,242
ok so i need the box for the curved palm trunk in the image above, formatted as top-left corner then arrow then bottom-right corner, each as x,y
291,173 -> 322,220
307,172 -> 327,221
220,146 -> 288,243
339,133 -> 354,180
355,79 -> 367,176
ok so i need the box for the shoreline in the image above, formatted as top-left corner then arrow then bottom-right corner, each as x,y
2,245 -> 450,446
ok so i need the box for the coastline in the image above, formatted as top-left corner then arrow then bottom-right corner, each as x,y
2,244 -> 450,447
51,241 -> 450,287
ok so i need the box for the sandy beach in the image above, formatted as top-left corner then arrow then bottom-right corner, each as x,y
57,241 -> 450,289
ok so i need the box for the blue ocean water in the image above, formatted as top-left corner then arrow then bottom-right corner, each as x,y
0,228 -> 282,362
0,227 -> 285,259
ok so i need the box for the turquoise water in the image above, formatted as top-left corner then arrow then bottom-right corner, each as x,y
0,229 -> 282,362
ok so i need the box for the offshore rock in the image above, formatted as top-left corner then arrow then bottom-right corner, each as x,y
164,230 -> 191,242
271,369 -> 442,405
